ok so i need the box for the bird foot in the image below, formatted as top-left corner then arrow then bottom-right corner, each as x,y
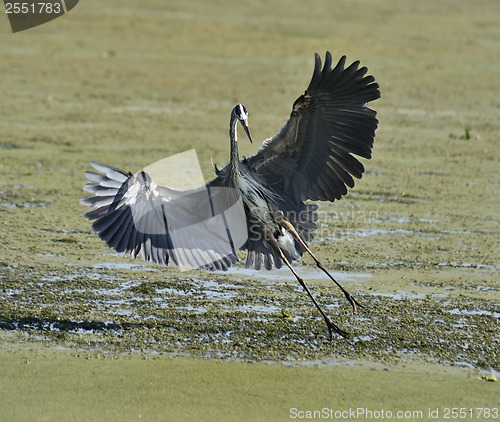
324,316 -> 349,340
344,292 -> 364,315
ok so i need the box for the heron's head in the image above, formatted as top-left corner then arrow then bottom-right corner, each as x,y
233,104 -> 253,144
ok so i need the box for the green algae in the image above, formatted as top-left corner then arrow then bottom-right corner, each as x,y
1,257 -> 498,368
0,0 -> 500,419
0,345 -> 498,422
1,0 -> 499,369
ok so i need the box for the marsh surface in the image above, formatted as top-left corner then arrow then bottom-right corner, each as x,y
1,0 -> 499,419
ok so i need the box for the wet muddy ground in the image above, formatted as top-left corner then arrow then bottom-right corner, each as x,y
1,183 -> 498,369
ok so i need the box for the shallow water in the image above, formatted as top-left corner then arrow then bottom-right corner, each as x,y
1,254 -> 498,370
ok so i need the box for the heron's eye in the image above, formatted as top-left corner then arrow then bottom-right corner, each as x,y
235,104 -> 248,121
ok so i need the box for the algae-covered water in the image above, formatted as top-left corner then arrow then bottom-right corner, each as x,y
1,0 -> 499,420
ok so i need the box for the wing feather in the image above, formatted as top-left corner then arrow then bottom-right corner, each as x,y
245,51 -> 380,205
81,163 -> 247,271
82,52 -> 380,272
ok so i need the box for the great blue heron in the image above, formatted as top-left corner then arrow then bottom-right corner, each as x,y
81,51 -> 380,340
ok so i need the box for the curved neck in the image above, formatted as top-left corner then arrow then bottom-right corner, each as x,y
229,114 -> 240,176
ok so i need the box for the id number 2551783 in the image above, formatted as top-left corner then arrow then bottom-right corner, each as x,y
5,2 -> 62,14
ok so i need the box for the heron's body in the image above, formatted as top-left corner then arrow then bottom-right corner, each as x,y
81,52 -> 380,339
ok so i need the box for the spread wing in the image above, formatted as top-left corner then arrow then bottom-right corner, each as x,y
244,51 -> 380,205
81,162 -> 247,271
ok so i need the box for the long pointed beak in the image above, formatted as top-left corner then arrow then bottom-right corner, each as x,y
242,121 -> 253,145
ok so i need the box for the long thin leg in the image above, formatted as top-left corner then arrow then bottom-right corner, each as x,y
278,218 -> 363,315
277,248 -> 349,340
257,222 -> 349,340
